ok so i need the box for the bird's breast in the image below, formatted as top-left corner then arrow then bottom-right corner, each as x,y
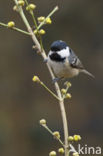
48,57 -> 79,78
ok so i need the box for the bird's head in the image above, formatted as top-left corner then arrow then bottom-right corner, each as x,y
49,40 -> 70,62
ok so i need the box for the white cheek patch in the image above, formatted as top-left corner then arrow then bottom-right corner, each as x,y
48,50 -> 53,56
57,47 -> 70,58
48,47 -> 70,58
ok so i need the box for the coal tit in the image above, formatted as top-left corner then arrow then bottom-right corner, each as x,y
47,40 -> 94,82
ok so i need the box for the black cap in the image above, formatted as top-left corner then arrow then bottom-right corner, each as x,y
50,40 -> 67,51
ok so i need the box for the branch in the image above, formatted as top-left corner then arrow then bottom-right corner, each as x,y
41,124 -> 65,147
0,22 -> 30,35
40,81 -> 60,101
13,1 -> 76,155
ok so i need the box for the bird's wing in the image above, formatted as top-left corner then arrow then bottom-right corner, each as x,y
68,48 -> 84,69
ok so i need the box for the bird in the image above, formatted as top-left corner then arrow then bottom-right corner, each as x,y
46,40 -> 94,82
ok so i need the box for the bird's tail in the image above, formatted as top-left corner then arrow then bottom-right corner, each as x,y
82,69 -> 95,78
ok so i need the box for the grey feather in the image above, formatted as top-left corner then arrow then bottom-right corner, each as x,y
81,69 -> 95,78
68,48 -> 95,78
68,48 -> 84,69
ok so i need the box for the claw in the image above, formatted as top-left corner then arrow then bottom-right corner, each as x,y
52,77 -> 60,83
43,58 -> 48,63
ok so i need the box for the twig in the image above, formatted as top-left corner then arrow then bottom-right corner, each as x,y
42,124 -> 65,147
37,6 -> 59,30
0,22 -> 30,35
24,0 -> 44,50
24,0 -> 28,6
40,82 -> 60,101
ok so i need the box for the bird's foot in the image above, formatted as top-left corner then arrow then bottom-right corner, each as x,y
43,58 -> 48,63
52,77 -> 60,83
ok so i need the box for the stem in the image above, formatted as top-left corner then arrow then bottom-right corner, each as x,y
30,11 -> 38,28
37,6 -> 58,30
29,11 -> 44,50
24,0 -> 44,50
30,11 -> 44,50
24,0 -> 28,6
40,82 -> 60,101
42,124 -> 65,147
0,22 -> 30,35
39,35 -> 44,51
13,1 -> 76,155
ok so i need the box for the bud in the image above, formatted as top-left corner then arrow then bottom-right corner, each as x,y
65,93 -> 72,99
26,4 -> 36,11
39,119 -> 46,125
65,81 -> 72,87
34,29 -> 38,35
45,17 -> 52,24
39,29 -> 45,35
61,89 -> 66,94
49,151 -> 56,156
68,136 -> 74,141
7,21 -> 15,28
13,5 -> 18,11
73,152 -> 79,156
53,131 -> 60,139
73,135 -> 81,142
37,16 -> 45,22
58,148 -> 64,154
18,0 -> 25,6
77,135 -> 81,140
32,75 -> 40,83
